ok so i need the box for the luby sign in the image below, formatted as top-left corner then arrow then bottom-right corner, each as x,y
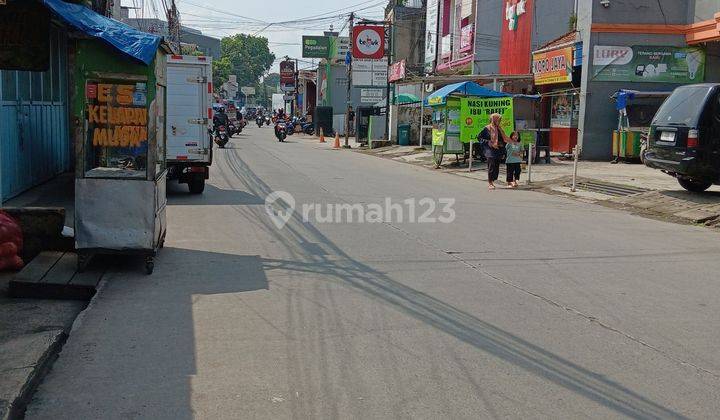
593,46 -> 633,66
352,25 -> 385,59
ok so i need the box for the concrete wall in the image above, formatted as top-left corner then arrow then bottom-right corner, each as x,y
473,0 -> 502,74
532,0 -> 577,50
692,0 -> 720,21
392,6 -> 426,75
578,0 -> 695,159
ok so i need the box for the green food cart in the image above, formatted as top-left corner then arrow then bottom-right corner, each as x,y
426,82 -> 512,168
611,90 -> 671,163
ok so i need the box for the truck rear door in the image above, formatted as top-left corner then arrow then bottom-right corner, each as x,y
166,56 -> 212,162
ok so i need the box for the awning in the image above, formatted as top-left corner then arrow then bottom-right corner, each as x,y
42,0 -> 161,65
611,89 -> 672,111
425,81 -> 508,106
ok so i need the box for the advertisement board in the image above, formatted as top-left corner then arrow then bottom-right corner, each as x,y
459,97 -> 514,143
302,36 -> 330,58
352,58 -> 387,87
592,45 -> 705,83
360,88 -> 384,104
388,60 -> 406,82
279,60 -> 295,88
353,25 -> 385,59
532,46 -> 573,85
460,24 -> 474,51
424,0 -> 438,72
331,36 -> 350,61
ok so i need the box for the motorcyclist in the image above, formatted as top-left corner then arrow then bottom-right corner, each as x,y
213,107 -> 229,131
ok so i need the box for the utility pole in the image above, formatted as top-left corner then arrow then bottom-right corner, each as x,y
294,58 -> 299,117
344,12 -> 354,148
167,0 -> 181,52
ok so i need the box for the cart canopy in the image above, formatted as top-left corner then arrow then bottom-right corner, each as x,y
426,81 -> 508,106
42,0 -> 162,65
612,89 -> 672,111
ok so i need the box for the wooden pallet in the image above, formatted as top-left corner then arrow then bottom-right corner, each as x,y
9,251 -> 105,300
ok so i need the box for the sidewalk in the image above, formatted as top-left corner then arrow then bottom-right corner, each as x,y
295,138 -> 720,227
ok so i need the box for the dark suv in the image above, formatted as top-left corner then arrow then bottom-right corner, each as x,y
645,84 -> 720,192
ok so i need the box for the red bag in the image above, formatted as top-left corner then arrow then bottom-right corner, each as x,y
0,211 -> 24,271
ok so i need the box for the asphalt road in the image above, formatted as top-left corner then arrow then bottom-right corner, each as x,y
27,126 -> 720,419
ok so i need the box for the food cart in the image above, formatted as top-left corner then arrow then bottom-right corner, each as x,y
426,82 -> 511,168
611,90 -> 671,163
60,3 -> 170,274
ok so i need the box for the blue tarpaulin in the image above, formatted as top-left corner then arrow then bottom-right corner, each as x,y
42,0 -> 161,65
425,81 -> 509,106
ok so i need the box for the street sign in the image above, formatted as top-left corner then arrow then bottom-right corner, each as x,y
241,86 -> 256,95
352,58 -> 387,87
280,85 -> 296,93
352,25 -> 385,59
360,88 -> 384,104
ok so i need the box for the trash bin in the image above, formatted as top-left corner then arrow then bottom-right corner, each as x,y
398,124 -> 411,146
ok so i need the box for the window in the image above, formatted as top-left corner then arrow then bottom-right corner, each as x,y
84,80 -> 151,179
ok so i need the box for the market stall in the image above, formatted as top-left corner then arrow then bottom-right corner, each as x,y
425,82 -> 511,168
611,90 -> 671,163
52,1 -> 171,274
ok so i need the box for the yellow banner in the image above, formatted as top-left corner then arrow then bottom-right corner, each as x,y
532,46 -> 573,86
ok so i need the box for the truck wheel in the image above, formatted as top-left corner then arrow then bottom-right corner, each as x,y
189,174 -> 205,194
678,178 -> 712,192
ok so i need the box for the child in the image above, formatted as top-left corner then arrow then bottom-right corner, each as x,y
505,132 -> 523,188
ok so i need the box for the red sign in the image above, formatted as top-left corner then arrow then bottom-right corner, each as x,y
460,24 -> 474,52
388,60 -> 406,82
86,83 -> 98,99
279,60 -> 295,87
352,25 -> 385,59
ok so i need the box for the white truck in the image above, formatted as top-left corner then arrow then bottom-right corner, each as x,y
165,55 -> 213,194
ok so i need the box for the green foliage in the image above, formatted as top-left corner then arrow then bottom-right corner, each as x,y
180,44 -> 206,56
214,34 -> 275,90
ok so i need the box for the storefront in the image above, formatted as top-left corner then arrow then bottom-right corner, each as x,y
532,33 -> 582,155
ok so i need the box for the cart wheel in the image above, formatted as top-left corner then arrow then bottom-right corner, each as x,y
145,257 -> 154,275
432,145 -> 444,168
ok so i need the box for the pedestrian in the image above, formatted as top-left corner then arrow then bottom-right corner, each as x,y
478,113 -> 509,190
505,131 -> 523,188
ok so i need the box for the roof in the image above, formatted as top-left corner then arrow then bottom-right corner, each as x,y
42,0 -> 162,65
426,81 -> 509,106
535,31 -> 579,53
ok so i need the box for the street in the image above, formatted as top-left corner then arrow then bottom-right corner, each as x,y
27,126 -> 720,419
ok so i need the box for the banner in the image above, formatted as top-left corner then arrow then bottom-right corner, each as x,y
302,36 -> 330,58
532,46 -> 573,85
388,60 -> 406,82
424,0 -> 438,72
280,60 -> 295,88
592,45 -> 705,83
353,25 -> 385,59
499,0 -> 534,75
459,97 -> 514,143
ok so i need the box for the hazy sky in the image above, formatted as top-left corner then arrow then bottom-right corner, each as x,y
124,0 -> 388,72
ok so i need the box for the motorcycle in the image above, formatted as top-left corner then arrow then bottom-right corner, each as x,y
227,121 -> 237,137
213,125 -> 229,148
256,116 -> 264,128
265,116 -> 271,126
274,121 -> 287,142
285,117 -> 298,136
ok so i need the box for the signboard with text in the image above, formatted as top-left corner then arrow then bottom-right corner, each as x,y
352,25 -> 385,59
388,60 -> 406,82
302,36 -> 330,58
459,97 -> 514,144
424,0 -> 438,72
279,60 -> 296,89
532,46 -> 573,85
360,88 -> 384,104
592,45 -> 705,83
352,58 -> 387,87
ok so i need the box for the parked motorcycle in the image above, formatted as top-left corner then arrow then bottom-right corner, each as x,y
213,125 -> 229,148
274,121 -> 287,142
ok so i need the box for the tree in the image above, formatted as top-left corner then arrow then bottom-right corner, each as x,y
215,34 -> 275,90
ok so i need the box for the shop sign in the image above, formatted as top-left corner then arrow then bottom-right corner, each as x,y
241,86 -> 255,95
460,24 -> 474,51
592,45 -> 705,83
352,58 -> 387,87
353,25 -> 385,59
388,60 -> 406,82
86,83 -> 148,148
0,1 -> 49,71
424,0 -> 438,72
532,46 -> 573,85
280,60 -> 296,88
302,36 -> 330,58
331,36 -> 350,61
360,88 -> 384,103
459,97 -> 514,143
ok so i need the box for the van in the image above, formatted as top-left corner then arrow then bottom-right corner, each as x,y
645,84 -> 720,192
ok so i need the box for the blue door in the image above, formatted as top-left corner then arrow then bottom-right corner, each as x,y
0,27 -> 70,201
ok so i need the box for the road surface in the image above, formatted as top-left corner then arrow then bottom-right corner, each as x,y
27,126 -> 720,419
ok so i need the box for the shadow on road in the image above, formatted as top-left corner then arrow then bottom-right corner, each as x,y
210,147 -> 688,419
167,181 -> 264,206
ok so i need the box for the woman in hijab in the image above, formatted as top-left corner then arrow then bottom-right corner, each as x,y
478,113 -> 509,190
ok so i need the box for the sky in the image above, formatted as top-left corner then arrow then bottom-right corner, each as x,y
124,0 -> 389,73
